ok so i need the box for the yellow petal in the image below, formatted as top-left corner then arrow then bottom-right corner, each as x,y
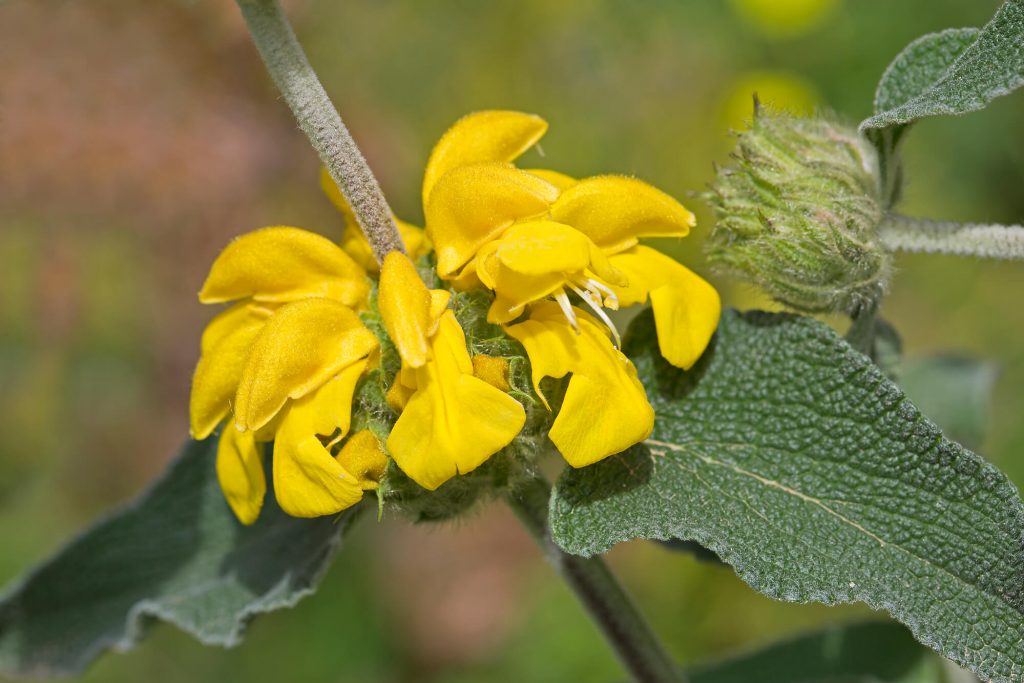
472,355 -> 511,392
379,252 -> 434,368
550,176 -> 695,253
426,162 -> 559,278
216,426 -> 266,525
270,368 -> 370,517
399,221 -> 431,263
385,376 -> 415,413
199,301 -> 270,354
473,221 -> 623,323
280,360 -> 368,439
199,226 -> 369,308
338,226 -> 380,273
608,246 -> 721,370
429,290 -> 451,329
234,299 -> 378,432
422,110 -> 548,207
505,302 -> 654,467
482,220 -> 593,276
336,430 -> 388,490
387,311 -> 525,490
525,168 -> 577,190
480,265 -> 565,324
273,429 -> 364,518
190,303 -> 269,439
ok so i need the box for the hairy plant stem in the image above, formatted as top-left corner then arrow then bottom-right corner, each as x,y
879,214 -> 1024,260
506,476 -> 684,683
236,0 -> 405,263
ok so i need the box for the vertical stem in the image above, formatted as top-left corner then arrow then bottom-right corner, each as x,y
235,0 -> 405,263
506,476 -> 684,683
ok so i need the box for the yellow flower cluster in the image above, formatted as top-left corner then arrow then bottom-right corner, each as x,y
189,110 -> 720,525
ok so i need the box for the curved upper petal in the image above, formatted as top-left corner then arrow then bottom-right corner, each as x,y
608,246 -> 720,370
386,311 -> 525,490
505,302 -> 653,467
550,176 -> 695,254
422,110 -> 548,207
190,303 -> 270,439
425,162 -> 559,278
234,299 -> 378,432
215,426 -> 266,525
199,226 -> 369,308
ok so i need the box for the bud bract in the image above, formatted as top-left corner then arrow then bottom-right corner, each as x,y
705,108 -> 890,314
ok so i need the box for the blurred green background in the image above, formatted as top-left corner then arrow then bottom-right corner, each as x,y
1,0 -> 1022,681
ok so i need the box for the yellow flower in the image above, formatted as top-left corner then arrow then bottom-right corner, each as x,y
320,168 -> 430,273
190,225 -> 381,524
378,252 -> 526,490
419,110 -> 721,468
422,110 -> 721,370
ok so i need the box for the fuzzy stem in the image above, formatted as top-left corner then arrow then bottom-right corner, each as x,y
506,476 -> 684,683
879,214 -> 1024,260
235,0 -> 405,263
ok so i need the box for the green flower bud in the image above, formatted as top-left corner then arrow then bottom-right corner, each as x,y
704,106 -> 891,314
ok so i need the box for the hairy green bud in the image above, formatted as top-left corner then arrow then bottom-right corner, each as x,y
705,106 -> 891,314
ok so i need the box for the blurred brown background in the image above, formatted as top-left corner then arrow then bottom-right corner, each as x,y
1,1 -> 1022,681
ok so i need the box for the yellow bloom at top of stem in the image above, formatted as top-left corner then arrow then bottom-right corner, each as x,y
379,252 -> 526,490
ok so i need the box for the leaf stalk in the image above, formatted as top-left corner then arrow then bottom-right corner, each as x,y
879,214 -> 1024,260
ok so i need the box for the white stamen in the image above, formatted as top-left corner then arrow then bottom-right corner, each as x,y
569,284 -> 622,349
585,278 -> 619,310
554,290 -> 579,334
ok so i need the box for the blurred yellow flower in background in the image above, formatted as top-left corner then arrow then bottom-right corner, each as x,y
729,0 -> 838,38
720,70 -> 819,132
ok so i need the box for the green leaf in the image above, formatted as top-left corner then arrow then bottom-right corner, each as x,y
900,355 -> 997,451
861,0 -> 1024,131
551,309 -> 1024,683
0,436 -> 360,678
688,621 -> 936,683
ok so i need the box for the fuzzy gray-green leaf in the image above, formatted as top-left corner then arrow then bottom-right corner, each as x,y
861,0 -> 1024,131
0,436 -> 359,678
550,309 -> 1024,683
